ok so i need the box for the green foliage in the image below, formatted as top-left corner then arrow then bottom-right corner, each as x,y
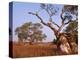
15,22 -> 47,43
64,20 -> 78,32
64,20 -> 78,45
63,5 -> 78,16
15,22 -> 32,34
40,4 -> 59,16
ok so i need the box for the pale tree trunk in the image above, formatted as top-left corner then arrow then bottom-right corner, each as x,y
28,11 -> 75,54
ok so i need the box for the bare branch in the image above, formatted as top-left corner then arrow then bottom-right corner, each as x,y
44,7 -> 59,29
60,10 -> 65,25
58,24 -> 64,32
49,19 -> 60,28
58,12 -> 72,33
64,20 -> 72,25
58,9 -> 71,32
52,21 -> 60,28
28,12 -> 36,15
47,23 -> 58,37
57,10 -> 65,32
28,12 -> 48,26
28,12 -> 58,37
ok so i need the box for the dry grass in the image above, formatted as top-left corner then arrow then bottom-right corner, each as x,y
9,42 -> 77,58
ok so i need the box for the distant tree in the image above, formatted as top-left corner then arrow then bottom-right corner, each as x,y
15,22 -> 32,43
15,22 -> 47,44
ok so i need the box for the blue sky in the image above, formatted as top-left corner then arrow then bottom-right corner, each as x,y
12,2 -> 64,42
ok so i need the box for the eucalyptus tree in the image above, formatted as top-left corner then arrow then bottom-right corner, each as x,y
28,4 -> 78,41
15,22 -> 47,44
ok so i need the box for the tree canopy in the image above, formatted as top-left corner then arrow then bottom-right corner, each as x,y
15,22 -> 47,44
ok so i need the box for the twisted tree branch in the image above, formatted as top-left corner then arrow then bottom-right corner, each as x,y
28,12 -> 58,37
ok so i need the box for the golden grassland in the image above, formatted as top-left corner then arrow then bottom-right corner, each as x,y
9,42 -> 77,58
